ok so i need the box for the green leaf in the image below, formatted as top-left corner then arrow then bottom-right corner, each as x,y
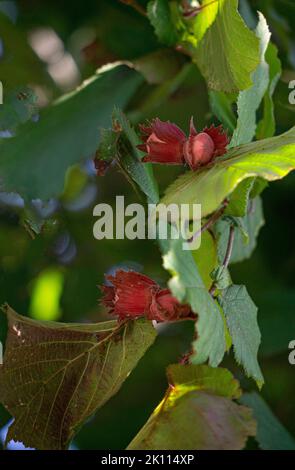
0,87 -> 38,132
113,108 -> 159,204
250,176 -> 268,198
0,64 -> 143,201
232,197 -> 264,263
192,231 -> 218,289
161,235 -> 226,367
210,266 -> 232,291
193,0 -> 260,93
160,126 -> 295,221
128,364 -> 256,450
229,13 -> 271,147
184,0 -> 219,46
166,364 -> 241,398
256,42 -> 282,140
216,197 -> 264,264
0,304 -> 156,450
240,392 -> 295,450
209,90 -> 236,133
147,0 -> 179,46
219,285 -> 264,387
96,128 -> 118,163
225,177 -> 255,217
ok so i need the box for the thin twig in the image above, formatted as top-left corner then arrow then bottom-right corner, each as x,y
209,284 -> 217,296
209,224 -> 235,297
119,0 -> 146,16
223,224 -> 235,270
187,199 -> 228,244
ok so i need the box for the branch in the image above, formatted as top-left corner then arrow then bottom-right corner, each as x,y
119,0 -> 146,16
187,199 -> 228,244
209,224 -> 235,296
223,224 -> 235,270
182,0 -> 219,18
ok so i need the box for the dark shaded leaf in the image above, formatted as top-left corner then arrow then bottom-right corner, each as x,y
209,90 -> 236,133
0,87 -> 38,132
0,64 -> 142,201
240,392 -> 295,450
0,13 -> 50,90
113,108 -> 159,203
147,0 -> 179,47
0,305 -> 156,450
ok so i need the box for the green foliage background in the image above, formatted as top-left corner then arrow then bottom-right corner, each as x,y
0,0 -> 295,449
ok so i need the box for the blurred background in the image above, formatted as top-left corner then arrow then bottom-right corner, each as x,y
0,0 -> 295,449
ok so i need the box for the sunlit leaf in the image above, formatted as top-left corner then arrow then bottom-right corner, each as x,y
188,0 -> 219,45
160,126 -> 295,220
128,364 -> 256,450
193,0 -> 260,93
192,231 -> 218,289
229,13 -> 270,148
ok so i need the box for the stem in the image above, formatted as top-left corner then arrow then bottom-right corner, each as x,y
209,224 -> 235,297
183,0 -> 219,18
209,284 -> 217,296
119,0 -> 146,16
223,224 -> 235,270
187,199 -> 228,244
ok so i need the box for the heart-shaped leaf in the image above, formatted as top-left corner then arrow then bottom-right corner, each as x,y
0,305 -> 156,450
